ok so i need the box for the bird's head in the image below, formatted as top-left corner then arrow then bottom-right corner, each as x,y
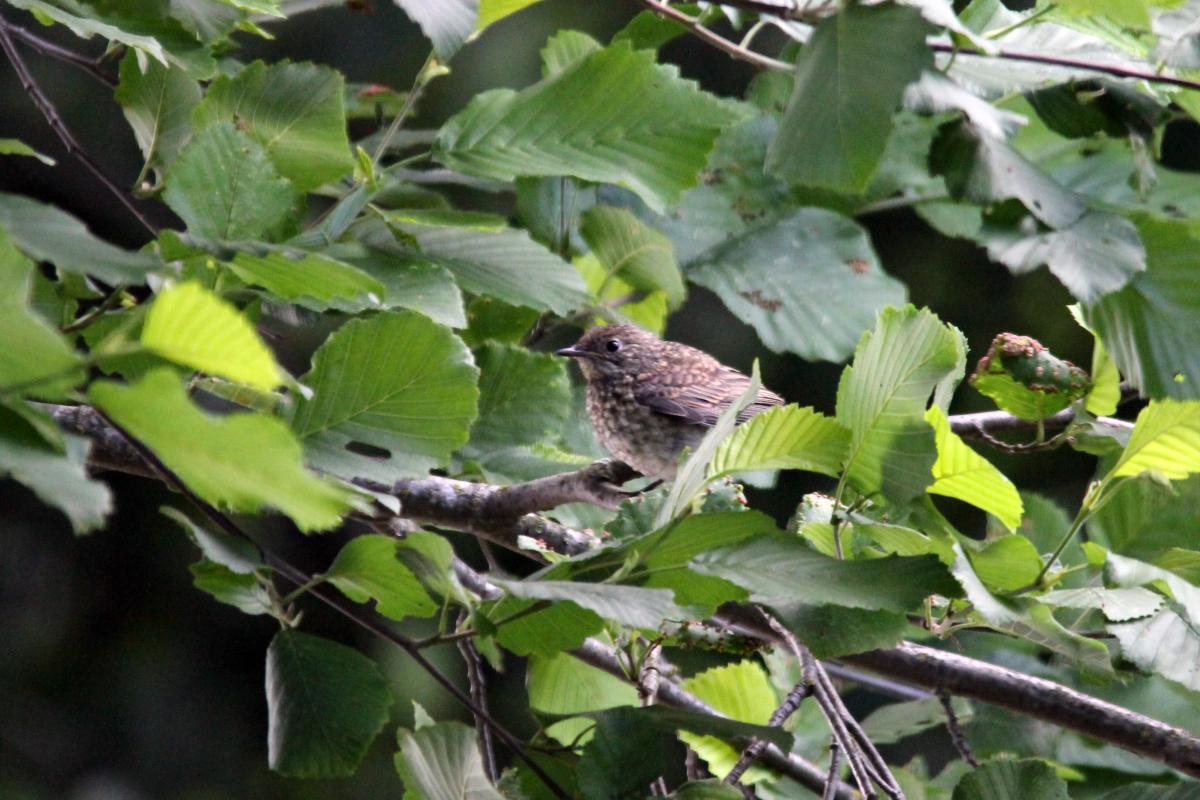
555,324 -> 659,379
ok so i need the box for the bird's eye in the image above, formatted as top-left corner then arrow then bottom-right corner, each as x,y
605,339 -> 622,353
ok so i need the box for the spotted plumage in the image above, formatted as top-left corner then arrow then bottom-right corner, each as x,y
556,324 -> 784,480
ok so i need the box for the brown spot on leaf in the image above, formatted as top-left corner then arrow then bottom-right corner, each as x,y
846,258 -> 870,274
739,289 -> 782,312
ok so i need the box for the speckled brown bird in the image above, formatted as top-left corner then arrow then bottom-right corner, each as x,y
556,324 -> 784,480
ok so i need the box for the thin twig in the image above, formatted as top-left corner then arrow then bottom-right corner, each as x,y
822,741 -> 843,800
61,285 -> 129,334
0,17 -> 158,235
725,678 -> 812,786
91,410 -> 570,800
4,20 -> 115,86
638,0 -> 792,72
938,691 -> 980,768
458,611 -> 499,782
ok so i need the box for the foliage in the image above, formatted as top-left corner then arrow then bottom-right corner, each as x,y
3,0 -> 1200,797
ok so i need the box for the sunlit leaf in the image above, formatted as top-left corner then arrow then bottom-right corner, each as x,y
926,405 -> 1023,530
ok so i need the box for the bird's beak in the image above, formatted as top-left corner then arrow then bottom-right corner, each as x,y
555,346 -> 591,359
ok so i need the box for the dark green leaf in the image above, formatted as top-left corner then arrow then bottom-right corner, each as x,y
580,206 -> 684,307
493,579 -> 689,630
775,604 -> 909,659
861,695 -> 974,745
951,758 -> 1069,800
435,41 -> 745,212
766,4 -> 931,191
163,123 -> 295,241
266,629 -> 392,778
162,505 -> 261,573
689,209 -> 907,363
190,559 -> 273,615
468,343 -> 571,450
577,707 -> 670,800
289,311 -> 479,482
227,251 -> 385,311
114,52 -> 201,183
491,598 -> 604,657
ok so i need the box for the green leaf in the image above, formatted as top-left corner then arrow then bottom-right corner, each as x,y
194,61 -> 354,192
1088,475 -> 1200,559
688,209 -> 908,363
540,29 -> 602,76
931,120 -> 1086,229
468,343 -> 571,450
982,211 -> 1145,304
1105,552 -> 1200,629
576,252 -> 668,334
926,405 -> 1023,530
577,707 -> 672,800
693,534 -> 960,613
91,368 -> 354,531
971,535 -> 1044,592
1055,0 -> 1150,29
1041,587 -> 1163,622
969,333 -> 1091,422
951,759 -> 1069,800
227,251 -> 385,310
6,0 -> 169,67
435,41 -> 745,212
326,240 -> 467,328
407,224 -> 590,315
766,4 -> 931,191
1096,783 -> 1200,800
395,716 -> 506,800
190,559 -> 273,615
861,695 -> 974,745
163,123 -> 295,241
142,282 -> 283,389
710,404 -> 849,478
1111,400 -> 1200,481
0,192 -> 158,284
266,629 -> 391,778
492,598 -> 603,656
950,544 -> 1114,676
114,52 -> 201,183
493,579 -> 689,630
775,604 -> 909,659
0,402 -> 112,534
678,660 -> 777,783
162,505 -> 262,574
0,138 -> 54,165
0,233 -> 84,398
1068,304 -> 1121,416
1083,218 -> 1200,400
579,206 -> 684,307
325,535 -> 438,621
836,305 -> 965,506
527,651 -> 638,715
289,311 -> 480,482
673,782 -> 743,800
394,530 -> 473,605
477,0 -> 542,30
395,0 -> 476,59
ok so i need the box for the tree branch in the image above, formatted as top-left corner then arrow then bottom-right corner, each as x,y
0,15 -> 159,235
637,0 -> 792,72
3,19 -> 115,86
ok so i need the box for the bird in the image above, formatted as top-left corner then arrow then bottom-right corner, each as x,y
556,324 -> 784,480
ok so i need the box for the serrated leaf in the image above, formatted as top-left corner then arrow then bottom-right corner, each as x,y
950,544 -> 1113,677
163,123 -> 295,241
527,651 -> 638,715
926,405 -> 1023,530
493,579 -> 688,630
678,660 -> 777,783
1082,216 -> 1200,400
194,61 -> 354,191
325,535 -> 438,621
114,52 -> 201,183
0,233 -> 84,398
326,241 -> 467,328
710,404 -> 849,478
407,224 -> 590,315
395,0 -> 477,60
227,250 -> 385,310
0,402 -> 112,534
766,4 -> 931,191
693,534 -> 960,612
579,206 -> 684,307
1041,587 -> 1163,622
289,311 -> 479,482
1110,401 -> 1200,481
468,343 -> 571,450
266,629 -> 391,778
142,282 -> 283,389
435,41 -> 745,212
91,369 -> 354,531
689,208 -> 907,363
836,305 -> 965,506
0,192 -> 158,284
931,120 -> 1086,230
540,29 -> 601,76
951,758 -> 1070,800
190,559 -> 273,615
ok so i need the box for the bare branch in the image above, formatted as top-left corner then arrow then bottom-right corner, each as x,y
3,20 -> 115,86
637,0 -> 792,72
939,691 -> 980,768
457,611 -> 499,782
726,678 -> 812,786
0,16 -> 159,235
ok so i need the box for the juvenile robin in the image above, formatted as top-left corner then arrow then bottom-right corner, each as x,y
556,324 -> 784,480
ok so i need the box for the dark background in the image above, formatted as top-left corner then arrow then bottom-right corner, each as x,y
1,1 -> 1191,797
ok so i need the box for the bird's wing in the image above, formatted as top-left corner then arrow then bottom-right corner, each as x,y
634,366 -> 784,427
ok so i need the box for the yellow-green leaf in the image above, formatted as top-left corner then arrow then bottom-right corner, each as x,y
926,405 -> 1023,530
1112,400 -> 1200,480
142,282 -> 282,390
710,404 -> 849,478
678,661 -> 776,784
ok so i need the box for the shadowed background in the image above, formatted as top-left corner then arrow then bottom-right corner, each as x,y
1,0 -> 1194,797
